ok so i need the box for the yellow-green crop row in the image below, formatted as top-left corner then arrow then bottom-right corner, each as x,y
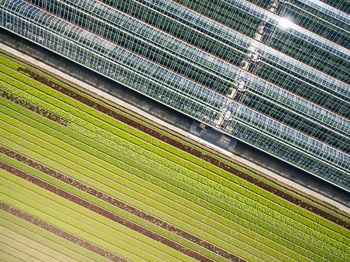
0,170 -> 194,262
0,66 -> 348,254
0,153 -> 227,262
1,52 -> 349,231
0,241 -> 42,262
13,54 -> 348,226
0,57 -> 347,239
0,213 -> 108,262
0,69 -> 344,260
0,60 -> 347,243
0,93 -> 337,262
0,54 -> 349,261
0,225 -> 77,262
0,114 -> 269,262
0,90 -> 322,261
0,99 -> 343,262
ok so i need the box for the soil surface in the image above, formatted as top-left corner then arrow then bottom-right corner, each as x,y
17,66 -> 350,230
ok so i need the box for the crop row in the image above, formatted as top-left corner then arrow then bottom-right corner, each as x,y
0,228 -> 57,262
1,56 -> 348,254
0,151 -> 227,262
0,171 -> 179,262
3,52 -> 349,227
1,127 -> 243,261
0,80 -> 279,260
0,134 -> 264,262
0,59 -> 348,242
0,68 -> 344,249
0,211 -> 108,262
0,104 -> 287,262
0,55 -> 344,237
0,71 -> 348,260
1,58 -> 348,239
0,225 -> 76,262
1,109 -> 326,262
0,82 -> 310,261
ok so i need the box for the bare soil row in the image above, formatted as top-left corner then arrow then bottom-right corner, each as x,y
16,66 -> 350,229
0,146 -> 244,262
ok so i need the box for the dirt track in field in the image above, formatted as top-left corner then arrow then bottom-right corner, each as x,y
0,146 -> 245,262
17,67 -> 350,230
0,201 -> 127,262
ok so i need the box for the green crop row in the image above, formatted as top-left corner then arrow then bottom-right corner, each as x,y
0,95 -> 302,262
0,179 -> 149,262
0,116 -> 275,262
0,153 -> 227,262
0,99 -> 330,262
0,87 -> 326,258
0,80 -> 346,258
2,52 -> 349,230
0,225 -> 76,262
0,94 -> 270,260
1,56 -> 348,258
0,214 -> 108,262
0,69 -> 344,258
0,54 -> 346,237
0,65 -> 346,248
0,134 -> 262,262
0,171 -> 187,262
0,240 -> 42,262
3,108 -> 321,261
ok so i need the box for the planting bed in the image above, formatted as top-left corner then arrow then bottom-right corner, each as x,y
0,50 -> 350,261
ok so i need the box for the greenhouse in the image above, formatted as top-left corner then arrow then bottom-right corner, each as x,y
1,0 -> 349,190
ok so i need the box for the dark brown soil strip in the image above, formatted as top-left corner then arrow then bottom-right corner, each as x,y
0,146 -> 245,262
0,201 -> 127,262
0,87 -> 70,126
17,67 -> 350,229
0,159 -> 234,262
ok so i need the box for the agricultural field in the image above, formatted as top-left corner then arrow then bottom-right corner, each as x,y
0,49 -> 349,261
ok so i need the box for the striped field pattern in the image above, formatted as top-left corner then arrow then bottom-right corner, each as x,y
0,50 -> 349,261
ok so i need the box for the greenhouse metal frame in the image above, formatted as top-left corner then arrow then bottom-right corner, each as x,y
1,0 -> 349,190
